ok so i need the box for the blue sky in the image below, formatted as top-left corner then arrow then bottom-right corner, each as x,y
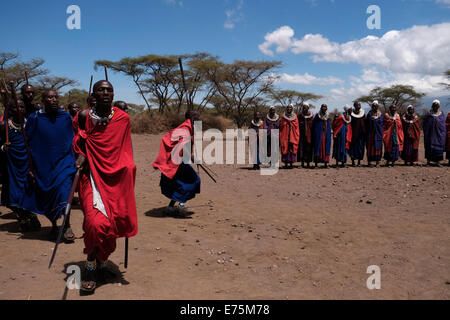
1,0 -> 449,110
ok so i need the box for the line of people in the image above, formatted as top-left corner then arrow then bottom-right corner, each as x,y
251,100 -> 450,169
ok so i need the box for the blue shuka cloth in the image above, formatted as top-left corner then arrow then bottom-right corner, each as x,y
312,115 -> 331,158
0,126 -> 29,209
160,163 -> 200,203
332,123 -> 348,163
22,110 -> 76,221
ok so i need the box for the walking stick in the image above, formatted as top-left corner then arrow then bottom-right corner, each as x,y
104,65 -> 108,82
88,75 -> 93,96
124,237 -> 129,269
178,57 -> 217,183
48,168 -> 82,268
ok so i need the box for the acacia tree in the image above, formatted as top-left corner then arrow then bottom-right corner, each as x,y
0,52 -> 49,89
177,53 -> 219,112
207,60 -> 282,128
95,57 -> 151,110
268,89 -> 322,113
357,85 -> 425,113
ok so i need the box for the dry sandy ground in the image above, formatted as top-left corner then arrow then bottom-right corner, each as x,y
0,133 -> 449,300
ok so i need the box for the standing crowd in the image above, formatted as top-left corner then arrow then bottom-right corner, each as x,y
251,100 -> 450,169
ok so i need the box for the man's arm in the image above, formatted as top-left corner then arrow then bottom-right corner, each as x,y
74,109 -> 88,169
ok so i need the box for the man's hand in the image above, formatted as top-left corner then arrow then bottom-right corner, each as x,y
75,154 -> 87,169
1,142 -> 10,152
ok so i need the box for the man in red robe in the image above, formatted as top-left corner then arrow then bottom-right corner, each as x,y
152,110 -> 201,215
401,105 -> 420,166
280,104 -> 299,169
383,104 -> 404,167
73,80 -> 138,294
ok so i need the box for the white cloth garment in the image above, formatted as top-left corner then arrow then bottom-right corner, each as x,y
90,173 -> 108,218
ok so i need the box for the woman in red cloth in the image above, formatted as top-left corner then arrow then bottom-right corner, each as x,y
401,105 -> 420,166
383,104 -> 404,167
73,80 -> 138,294
279,104 -> 299,169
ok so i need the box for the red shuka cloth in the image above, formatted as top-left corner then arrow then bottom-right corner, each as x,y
446,113 -> 450,152
152,119 -> 193,179
280,115 -> 300,155
383,113 -> 404,153
332,115 -> 353,150
73,107 -> 138,239
402,115 -> 421,150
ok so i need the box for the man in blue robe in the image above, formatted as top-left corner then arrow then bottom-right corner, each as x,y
0,99 -> 40,232
22,89 -> 76,241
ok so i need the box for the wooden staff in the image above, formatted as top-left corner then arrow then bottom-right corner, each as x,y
88,75 -> 93,96
178,57 -> 217,183
48,168 -> 82,268
25,71 -> 29,86
104,65 -> 108,82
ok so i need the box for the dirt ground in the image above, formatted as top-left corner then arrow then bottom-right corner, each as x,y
0,133 -> 449,300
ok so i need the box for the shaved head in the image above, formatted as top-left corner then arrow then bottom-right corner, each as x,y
93,80 -> 113,93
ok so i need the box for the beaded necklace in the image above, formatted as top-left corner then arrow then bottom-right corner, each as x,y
317,112 -> 329,121
430,110 -> 442,117
90,107 -> 115,126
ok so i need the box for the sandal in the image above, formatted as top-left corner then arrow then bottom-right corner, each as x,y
63,226 -> 75,243
80,267 -> 97,294
174,205 -> 195,216
28,214 -> 41,231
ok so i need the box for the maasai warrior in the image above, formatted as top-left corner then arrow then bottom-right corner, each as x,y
401,105 -> 421,166
423,100 -> 446,166
22,89 -> 76,241
279,104 -> 299,169
153,110 -> 201,215
264,106 -> 280,159
312,104 -> 332,168
113,101 -> 129,113
68,102 -> 81,119
349,101 -> 366,166
297,103 -> 314,168
73,81 -> 138,293
446,112 -> 450,166
20,84 -> 41,118
365,101 -> 383,167
383,104 -> 404,167
332,105 -> 352,167
249,111 -> 264,170
0,99 -> 40,232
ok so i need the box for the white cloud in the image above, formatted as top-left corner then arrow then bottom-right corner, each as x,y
278,72 -> 344,85
258,26 -> 295,56
224,0 -> 244,30
436,0 -> 450,7
164,0 -> 183,6
329,69 -> 448,102
259,23 -> 450,75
